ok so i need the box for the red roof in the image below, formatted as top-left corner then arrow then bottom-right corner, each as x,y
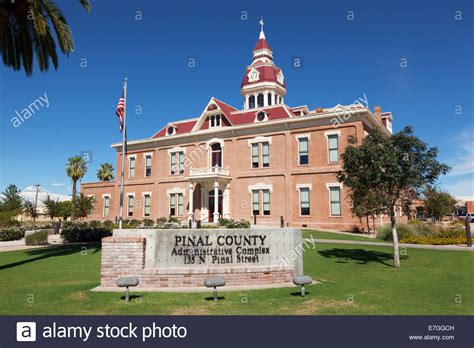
151,119 -> 197,138
227,105 -> 291,125
241,65 -> 285,88
254,38 -> 271,51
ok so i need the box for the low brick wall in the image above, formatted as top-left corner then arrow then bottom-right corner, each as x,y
100,235 -> 294,288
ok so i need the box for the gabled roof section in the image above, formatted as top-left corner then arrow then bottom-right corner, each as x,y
151,118 -> 198,138
227,105 -> 293,125
191,97 -> 237,132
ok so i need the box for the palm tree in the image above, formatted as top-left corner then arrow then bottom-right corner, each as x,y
65,156 -> 87,201
0,0 -> 90,76
72,193 -> 94,222
97,163 -> 115,181
23,200 -> 38,222
42,194 -> 60,221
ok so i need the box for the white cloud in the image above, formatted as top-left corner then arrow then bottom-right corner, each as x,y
447,128 -> 474,176
21,185 -> 71,210
441,177 -> 474,199
51,183 -> 66,187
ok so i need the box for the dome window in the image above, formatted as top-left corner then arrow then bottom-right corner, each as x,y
167,126 -> 176,136
255,111 -> 268,123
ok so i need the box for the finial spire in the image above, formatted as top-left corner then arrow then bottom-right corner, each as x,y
259,17 -> 265,39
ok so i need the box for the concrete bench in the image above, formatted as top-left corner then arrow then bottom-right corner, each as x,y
116,276 -> 140,302
204,277 -> 226,303
292,275 -> 312,297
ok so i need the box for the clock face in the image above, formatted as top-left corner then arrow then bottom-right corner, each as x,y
248,70 -> 259,82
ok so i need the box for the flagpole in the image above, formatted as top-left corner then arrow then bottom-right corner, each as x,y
118,78 -> 127,229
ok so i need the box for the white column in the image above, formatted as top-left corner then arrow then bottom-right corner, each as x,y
213,181 -> 219,222
272,93 -> 276,105
263,91 -> 268,107
188,183 -> 194,222
245,95 -> 249,110
223,183 -> 230,219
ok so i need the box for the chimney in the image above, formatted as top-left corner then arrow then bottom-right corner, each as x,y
374,106 -> 382,119
315,107 -> 323,113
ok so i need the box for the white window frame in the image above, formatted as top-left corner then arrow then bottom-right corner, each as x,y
295,133 -> 311,166
325,130 -> 340,164
143,153 -> 153,177
102,194 -> 111,217
127,155 -> 136,178
142,192 -> 152,217
126,193 -> 135,217
297,184 -> 312,217
326,183 -> 343,217
248,136 -> 272,169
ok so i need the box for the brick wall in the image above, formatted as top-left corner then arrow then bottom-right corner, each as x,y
100,236 -> 294,288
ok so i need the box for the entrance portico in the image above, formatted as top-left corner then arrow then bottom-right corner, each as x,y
187,167 -> 231,223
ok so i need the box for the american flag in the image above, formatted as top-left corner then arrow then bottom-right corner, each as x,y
116,91 -> 125,132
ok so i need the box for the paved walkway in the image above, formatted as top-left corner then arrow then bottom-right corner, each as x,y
307,238 -> 474,251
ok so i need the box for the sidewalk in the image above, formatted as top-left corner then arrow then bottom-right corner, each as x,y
307,238 -> 474,251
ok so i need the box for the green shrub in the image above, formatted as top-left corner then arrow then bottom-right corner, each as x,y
102,220 -> 116,230
156,217 -> 168,228
218,218 -> 232,227
0,210 -> 20,228
0,227 -> 24,241
60,223 -> 111,243
226,219 -> 251,228
143,219 -> 154,227
25,230 -> 48,245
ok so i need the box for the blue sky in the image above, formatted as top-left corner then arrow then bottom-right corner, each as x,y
0,0 -> 472,199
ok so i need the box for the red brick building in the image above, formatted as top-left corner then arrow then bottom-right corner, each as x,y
81,24 -> 398,230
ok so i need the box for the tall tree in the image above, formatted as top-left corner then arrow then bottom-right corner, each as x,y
72,193 -> 94,221
0,184 -> 23,212
65,156 -> 87,200
96,163 -> 115,181
0,0 -> 90,76
23,200 -> 38,222
337,126 -> 450,268
42,194 -> 60,221
58,200 -> 72,221
424,188 -> 457,221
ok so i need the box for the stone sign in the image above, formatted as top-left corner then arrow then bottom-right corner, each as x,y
100,228 -> 303,289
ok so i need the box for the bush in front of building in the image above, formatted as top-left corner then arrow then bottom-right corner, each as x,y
155,217 -> 168,228
25,230 -> 49,245
218,218 -> 251,228
0,227 -> 24,241
143,219 -> 154,227
60,222 -> 112,243
376,222 -> 468,245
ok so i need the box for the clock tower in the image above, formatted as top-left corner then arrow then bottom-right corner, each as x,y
241,19 -> 287,110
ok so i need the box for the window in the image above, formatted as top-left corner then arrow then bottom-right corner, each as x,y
103,196 -> 110,217
210,114 -> 221,128
129,157 -> 135,178
143,194 -> 151,217
170,152 -> 184,174
127,195 -> 134,217
167,126 -> 176,136
179,152 -> 184,173
263,190 -> 270,215
267,93 -> 272,106
262,142 -> 269,167
330,187 -> 341,216
252,190 -> 260,216
251,141 -> 270,168
249,95 -> 255,109
256,111 -> 266,122
328,134 -> 339,163
298,137 -> 309,165
145,155 -> 152,177
257,94 -> 264,108
169,193 -> 184,216
252,143 -> 259,168
300,188 -> 310,216
211,143 -> 222,167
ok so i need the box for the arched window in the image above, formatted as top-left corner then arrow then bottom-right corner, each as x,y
249,95 -> 255,109
267,93 -> 272,106
211,143 -> 222,168
257,94 -> 264,108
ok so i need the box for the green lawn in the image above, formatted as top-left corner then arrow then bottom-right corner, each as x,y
0,243 -> 472,315
303,229 -> 386,242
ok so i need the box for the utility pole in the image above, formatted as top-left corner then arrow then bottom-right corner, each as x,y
33,184 -> 40,226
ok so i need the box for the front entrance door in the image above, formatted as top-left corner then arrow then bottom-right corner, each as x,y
208,190 -> 223,222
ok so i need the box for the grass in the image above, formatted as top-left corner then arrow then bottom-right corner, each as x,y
0,243 -> 472,315
303,229 -> 386,242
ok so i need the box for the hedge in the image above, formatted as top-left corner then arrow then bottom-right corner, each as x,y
60,223 -> 112,243
25,230 -> 49,245
0,227 -> 24,241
